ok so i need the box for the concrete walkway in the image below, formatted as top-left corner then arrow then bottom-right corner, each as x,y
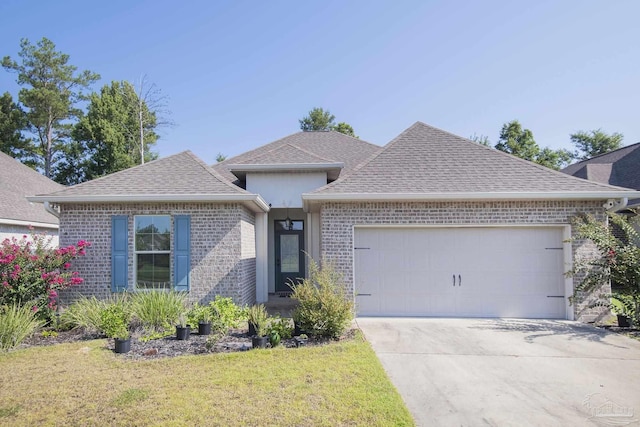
357,318 -> 640,427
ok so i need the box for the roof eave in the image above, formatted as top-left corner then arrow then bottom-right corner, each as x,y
27,194 -> 271,213
302,191 -> 640,212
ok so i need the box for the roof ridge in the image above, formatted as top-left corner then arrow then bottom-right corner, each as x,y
183,151 -> 250,194
282,143 -> 337,163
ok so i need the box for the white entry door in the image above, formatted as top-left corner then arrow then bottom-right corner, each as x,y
354,227 -> 566,319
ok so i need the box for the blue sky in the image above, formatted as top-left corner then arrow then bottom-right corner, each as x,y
1,0 -> 638,164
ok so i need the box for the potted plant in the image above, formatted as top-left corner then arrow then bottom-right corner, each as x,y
189,304 -> 213,335
294,333 -> 308,348
612,294 -> 635,327
247,304 -> 269,348
175,313 -> 191,340
100,304 -> 131,354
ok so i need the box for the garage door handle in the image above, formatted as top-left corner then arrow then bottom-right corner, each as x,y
453,275 -> 455,286
547,295 -> 563,298
458,275 -> 462,287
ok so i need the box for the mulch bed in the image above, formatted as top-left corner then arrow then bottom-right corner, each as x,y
18,327 -> 357,360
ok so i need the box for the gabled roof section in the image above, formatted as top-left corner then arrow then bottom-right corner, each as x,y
562,142 -> 640,191
0,151 -> 63,226
304,122 -> 640,205
214,131 -> 381,183
29,151 -> 269,212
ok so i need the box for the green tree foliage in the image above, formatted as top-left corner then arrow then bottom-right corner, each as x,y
0,91 -> 34,165
2,37 -> 100,180
570,129 -> 624,160
495,120 -> 571,170
61,80 -> 158,184
570,212 -> 640,325
332,122 -> 357,137
299,107 -> 357,137
495,120 -> 539,161
299,107 -> 336,131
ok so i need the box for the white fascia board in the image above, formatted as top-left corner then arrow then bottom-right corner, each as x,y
302,191 -> 640,202
0,218 -> 58,229
228,163 -> 344,172
27,194 -> 271,213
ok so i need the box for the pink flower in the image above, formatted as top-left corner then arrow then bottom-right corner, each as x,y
31,306 -> 38,312
63,262 -> 71,269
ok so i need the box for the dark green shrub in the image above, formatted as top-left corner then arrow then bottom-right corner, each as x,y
209,296 -> 246,329
99,302 -> 131,339
290,259 -> 353,339
268,314 -> 293,340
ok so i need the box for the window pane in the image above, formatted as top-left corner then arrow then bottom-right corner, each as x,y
154,216 -> 171,235
135,216 -> 154,233
280,235 -> 299,273
275,220 -> 304,231
137,254 -> 171,290
136,234 -> 153,251
153,232 -> 170,251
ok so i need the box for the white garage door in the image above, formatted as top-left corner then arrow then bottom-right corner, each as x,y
354,227 -> 567,319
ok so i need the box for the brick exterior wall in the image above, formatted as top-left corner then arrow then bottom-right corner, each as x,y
58,202 -> 256,306
319,200 -> 608,322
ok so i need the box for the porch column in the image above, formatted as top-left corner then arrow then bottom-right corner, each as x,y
255,212 -> 269,303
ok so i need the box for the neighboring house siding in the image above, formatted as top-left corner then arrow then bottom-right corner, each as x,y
0,224 -> 59,247
319,200 -> 607,322
58,203 -> 256,306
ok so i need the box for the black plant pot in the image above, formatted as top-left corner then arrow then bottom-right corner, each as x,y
114,338 -> 131,354
248,321 -> 256,337
293,322 -> 308,336
617,315 -> 631,327
176,325 -> 191,340
294,336 -> 308,348
252,336 -> 269,349
198,322 -> 212,336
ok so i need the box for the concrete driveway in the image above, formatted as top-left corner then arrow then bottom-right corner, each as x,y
357,318 -> 640,427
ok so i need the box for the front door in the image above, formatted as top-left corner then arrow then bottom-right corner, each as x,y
275,219 -> 305,293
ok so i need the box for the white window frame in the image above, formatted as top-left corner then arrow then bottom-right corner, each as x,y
134,215 -> 171,290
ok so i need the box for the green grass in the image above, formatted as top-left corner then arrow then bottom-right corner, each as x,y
0,332 -> 413,426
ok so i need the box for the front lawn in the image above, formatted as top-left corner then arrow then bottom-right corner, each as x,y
0,332 -> 413,426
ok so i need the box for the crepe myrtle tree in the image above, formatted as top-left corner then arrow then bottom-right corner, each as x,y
0,233 -> 90,322
570,211 -> 640,325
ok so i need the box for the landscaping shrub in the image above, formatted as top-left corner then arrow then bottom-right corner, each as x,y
0,303 -> 44,350
60,296 -> 110,333
99,300 -> 131,339
571,211 -> 640,325
290,259 -> 353,339
268,314 -> 293,340
0,233 -> 90,322
208,296 -> 246,329
130,291 -> 187,333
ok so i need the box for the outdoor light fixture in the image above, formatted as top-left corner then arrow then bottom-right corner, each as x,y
284,206 -> 293,230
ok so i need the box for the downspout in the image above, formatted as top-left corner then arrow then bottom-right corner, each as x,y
44,201 -> 60,218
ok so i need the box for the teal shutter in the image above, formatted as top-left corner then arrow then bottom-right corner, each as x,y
111,215 -> 128,292
174,215 -> 191,291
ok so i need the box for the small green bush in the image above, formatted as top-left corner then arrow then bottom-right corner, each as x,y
268,314 -> 293,340
130,291 -> 187,333
0,304 -> 44,350
209,296 -> 246,329
60,296 -> 110,333
291,259 -> 353,339
99,301 -> 131,339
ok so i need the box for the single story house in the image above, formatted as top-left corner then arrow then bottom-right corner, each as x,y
29,122 -> 640,322
0,150 -> 63,245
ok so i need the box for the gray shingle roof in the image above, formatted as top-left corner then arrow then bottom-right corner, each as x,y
214,131 -> 381,183
309,122 -> 638,196
38,151 -> 249,198
0,151 -> 63,225
561,142 -> 640,191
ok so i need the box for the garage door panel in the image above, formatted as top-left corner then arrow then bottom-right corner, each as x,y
354,227 -> 566,319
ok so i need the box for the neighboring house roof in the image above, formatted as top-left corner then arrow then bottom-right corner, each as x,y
561,142 -> 640,207
28,151 -> 269,212
214,131 -> 381,184
304,122 -> 640,206
0,150 -> 63,227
